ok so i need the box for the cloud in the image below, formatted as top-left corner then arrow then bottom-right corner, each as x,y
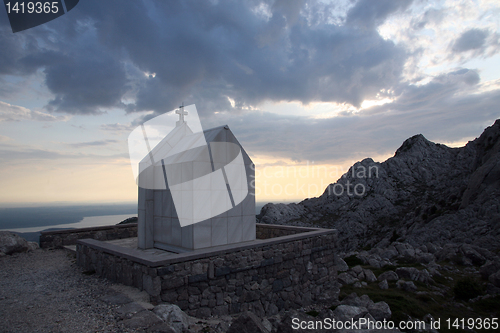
0,147 -> 66,161
0,0 -> 410,115
64,139 -> 119,148
100,123 -> 134,132
0,145 -> 129,162
218,68 -> 500,163
451,28 -> 489,53
43,54 -> 129,115
346,0 -> 414,30
410,8 -> 444,30
0,135 -> 12,142
381,68 -> 481,111
0,101 -> 65,122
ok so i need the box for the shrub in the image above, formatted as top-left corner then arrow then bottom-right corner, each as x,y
306,310 -> 319,317
453,277 -> 484,301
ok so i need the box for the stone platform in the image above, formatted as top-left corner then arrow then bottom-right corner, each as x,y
76,223 -> 340,318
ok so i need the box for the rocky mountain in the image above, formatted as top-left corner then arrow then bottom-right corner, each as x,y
258,120 -> 500,253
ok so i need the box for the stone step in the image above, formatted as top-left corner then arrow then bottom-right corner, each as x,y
63,245 -> 76,253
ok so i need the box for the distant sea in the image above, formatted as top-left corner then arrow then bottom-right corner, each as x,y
0,204 -> 138,242
0,202 -> 268,242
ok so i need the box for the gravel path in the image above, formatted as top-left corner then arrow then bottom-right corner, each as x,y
0,249 -> 135,333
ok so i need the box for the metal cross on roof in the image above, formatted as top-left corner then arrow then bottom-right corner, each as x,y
175,103 -> 188,124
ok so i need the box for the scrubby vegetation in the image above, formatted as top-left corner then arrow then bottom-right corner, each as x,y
337,259 -> 498,333
453,277 -> 484,301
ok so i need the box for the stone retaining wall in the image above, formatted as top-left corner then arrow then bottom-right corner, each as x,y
76,225 -> 339,318
41,223 -> 301,249
255,223 -> 312,239
40,224 -> 137,249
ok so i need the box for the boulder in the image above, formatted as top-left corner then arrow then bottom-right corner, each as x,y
262,318 -> 273,332
332,305 -> 368,322
340,293 -> 373,308
334,257 -> 349,272
480,260 -> 500,280
353,281 -> 364,288
0,231 -> 32,255
394,243 -> 416,259
460,244 -> 487,266
121,310 -> 163,330
351,265 -> 363,275
416,253 -> 435,264
489,271 -> 500,288
228,311 -> 270,333
395,267 -> 417,280
395,267 -> 433,284
425,243 -> 440,254
396,280 -> 417,292
435,244 -> 458,262
418,245 -> 428,253
116,302 -> 147,319
367,301 -> 391,320
486,283 -> 500,295
417,269 -> 433,284
381,246 -> 398,259
359,313 -> 377,330
435,244 -> 488,266
378,270 -> 398,281
152,304 -> 190,333
378,279 -> 389,290
363,269 -> 377,282
27,241 -> 39,251
368,259 -> 382,269
276,310 -> 312,333
338,272 -> 358,285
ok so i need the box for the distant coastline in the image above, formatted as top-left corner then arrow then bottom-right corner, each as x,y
0,201 -> 271,242
2,214 -> 136,233
0,203 -> 138,230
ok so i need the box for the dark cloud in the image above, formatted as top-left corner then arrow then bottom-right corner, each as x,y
345,0 -> 414,30
0,21 -> 129,114
130,1 -> 407,112
0,0 -> 409,115
451,28 -> 489,53
43,54 -> 129,115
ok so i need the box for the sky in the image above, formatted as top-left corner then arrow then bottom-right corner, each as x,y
0,0 -> 499,206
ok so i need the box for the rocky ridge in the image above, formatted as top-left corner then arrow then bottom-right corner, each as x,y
258,119 -> 500,253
